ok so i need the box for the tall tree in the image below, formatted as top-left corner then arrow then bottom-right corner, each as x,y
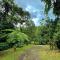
42,0 -> 60,49
0,0 -> 30,51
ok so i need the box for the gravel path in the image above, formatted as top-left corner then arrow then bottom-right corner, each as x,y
19,45 -> 41,60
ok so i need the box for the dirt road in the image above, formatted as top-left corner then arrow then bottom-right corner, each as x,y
19,45 -> 41,60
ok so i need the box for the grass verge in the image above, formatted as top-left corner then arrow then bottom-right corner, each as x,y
0,45 -> 33,60
39,45 -> 60,60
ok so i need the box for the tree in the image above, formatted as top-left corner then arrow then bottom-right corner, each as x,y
20,20 -> 36,43
7,30 -> 29,47
0,0 -> 30,51
42,0 -> 60,49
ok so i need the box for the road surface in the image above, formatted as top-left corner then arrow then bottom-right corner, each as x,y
19,45 -> 41,60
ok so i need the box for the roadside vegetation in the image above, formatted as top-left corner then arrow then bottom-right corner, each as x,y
0,0 -> 60,60
39,45 -> 60,60
0,45 -> 32,60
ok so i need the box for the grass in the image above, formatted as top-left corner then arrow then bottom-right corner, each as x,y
39,45 -> 60,60
0,45 -> 33,60
0,45 -> 60,60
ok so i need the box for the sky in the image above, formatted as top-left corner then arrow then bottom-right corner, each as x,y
15,0 -> 55,26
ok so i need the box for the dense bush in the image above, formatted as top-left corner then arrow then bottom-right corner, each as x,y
7,30 -> 29,47
0,42 -> 9,51
0,30 -> 30,51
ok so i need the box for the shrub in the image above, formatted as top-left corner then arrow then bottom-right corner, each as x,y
7,30 -> 29,47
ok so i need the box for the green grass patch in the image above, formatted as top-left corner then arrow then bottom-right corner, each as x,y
0,45 -> 33,60
39,45 -> 60,60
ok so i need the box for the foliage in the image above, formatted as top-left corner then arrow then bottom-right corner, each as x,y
0,0 -> 31,51
7,30 -> 29,46
41,0 -> 60,49
21,20 -> 35,42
